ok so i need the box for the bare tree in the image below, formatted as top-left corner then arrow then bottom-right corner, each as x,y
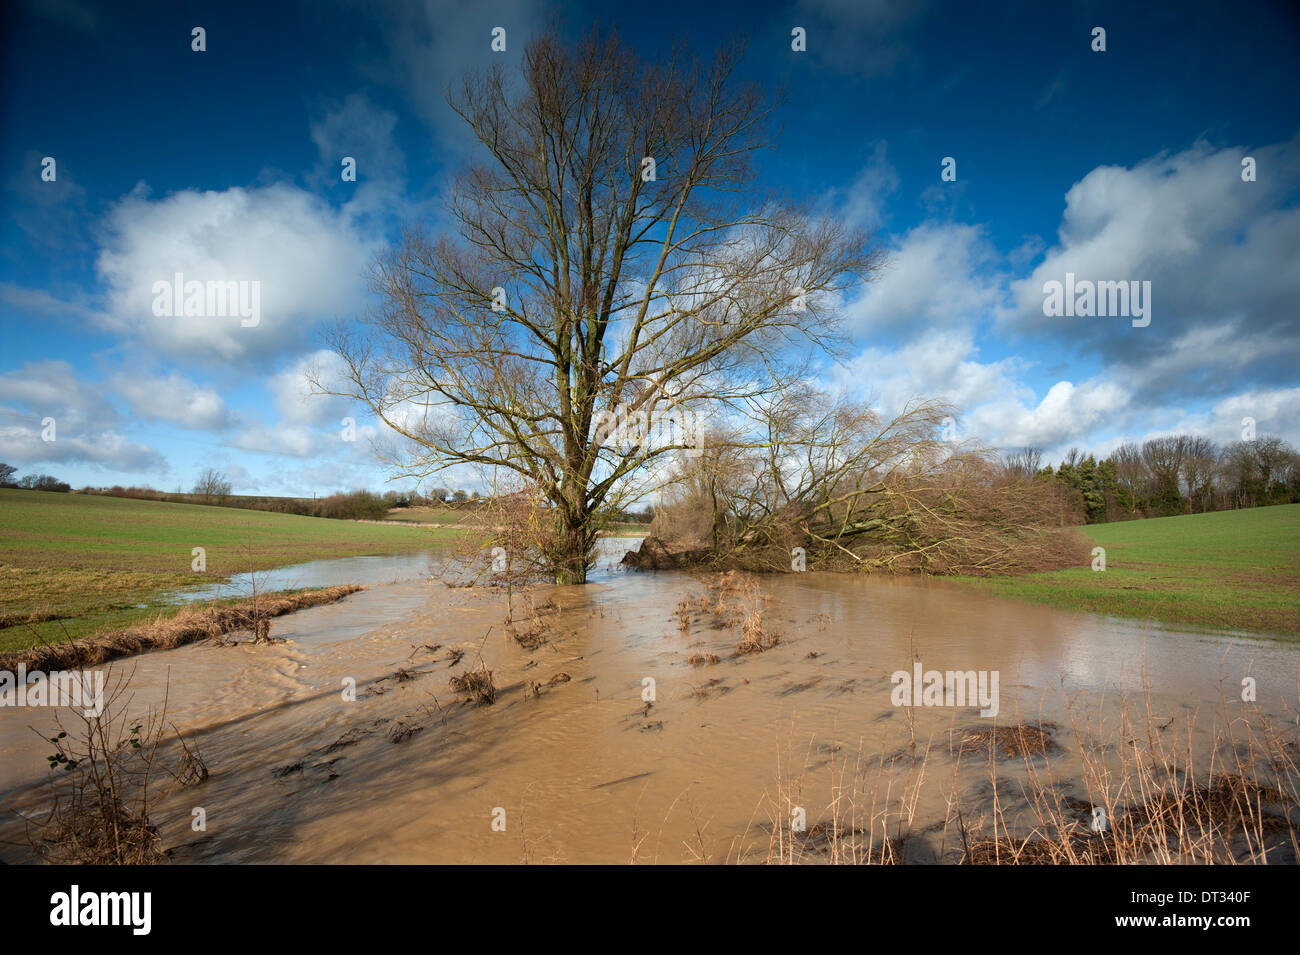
1278,446 -> 1300,501
724,389 -> 956,563
193,468 -> 232,503
1219,441 -> 1259,508
1250,436 -> 1293,499
1003,446 -> 1043,478
1180,436 -> 1218,513
650,425 -> 750,554
319,29 -> 882,582
1141,436 -> 1186,514
1112,441 -> 1147,514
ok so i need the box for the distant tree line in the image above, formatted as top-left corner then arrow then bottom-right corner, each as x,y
68,483 -> 468,520
1003,435 -> 1300,523
8,432 -> 1294,533
3,464 -> 506,522
0,463 -> 71,492
2,460 -> 664,525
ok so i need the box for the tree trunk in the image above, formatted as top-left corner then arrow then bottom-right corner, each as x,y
556,511 -> 589,584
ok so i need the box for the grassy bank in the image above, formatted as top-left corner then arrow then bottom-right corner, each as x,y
0,489 -> 459,649
0,585 -> 363,670
381,503 -> 649,535
961,504 -> 1300,636
382,503 -> 483,525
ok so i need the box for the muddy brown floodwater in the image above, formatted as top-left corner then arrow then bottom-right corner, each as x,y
2,547 -> 1298,864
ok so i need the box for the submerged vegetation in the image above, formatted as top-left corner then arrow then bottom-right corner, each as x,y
28,668 -> 199,865
449,664 -> 498,706
675,572 -> 781,654
745,694 -> 1299,866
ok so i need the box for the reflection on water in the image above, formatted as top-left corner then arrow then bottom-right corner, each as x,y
2,551 -> 1296,864
165,551 -> 443,603
165,537 -> 640,604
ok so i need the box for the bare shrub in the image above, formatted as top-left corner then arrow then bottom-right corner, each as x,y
169,728 -> 209,788
437,479 -> 565,621
508,619 -> 550,650
504,590 -> 556,650
29,669 -> 199,864
734,681 -> 1299,865
310,490 -> 389,520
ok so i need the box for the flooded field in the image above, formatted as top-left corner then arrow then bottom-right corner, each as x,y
2,540 -> 1297,864
162,550 -> 444,604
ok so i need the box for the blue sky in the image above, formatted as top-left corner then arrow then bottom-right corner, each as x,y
2,0 -> 1298,496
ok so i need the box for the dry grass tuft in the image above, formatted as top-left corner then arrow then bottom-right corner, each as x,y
736,609 -> 780,654
732,677 -> 1300,866
450,664 -> 498,705
169,730 -> 208,788
962,832 -> 1130,865
388,720 -> 424,743
686,572 -> 781,653
1122,773 -> 1292,836
507,618 -> 551,650
958,722 -> 1057,758
796,824 -> 906,864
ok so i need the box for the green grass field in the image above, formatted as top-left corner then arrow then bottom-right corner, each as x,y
962,504 -> 1300,636
382,504 -> 484,525
381,504 -> 649,535
0,489 -> 459,649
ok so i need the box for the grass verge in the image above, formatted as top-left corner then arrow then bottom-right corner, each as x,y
958,504 -> 1300,636
0,585 -> 361,670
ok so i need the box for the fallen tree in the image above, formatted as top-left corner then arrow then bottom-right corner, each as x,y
627,388 -> 1089,576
